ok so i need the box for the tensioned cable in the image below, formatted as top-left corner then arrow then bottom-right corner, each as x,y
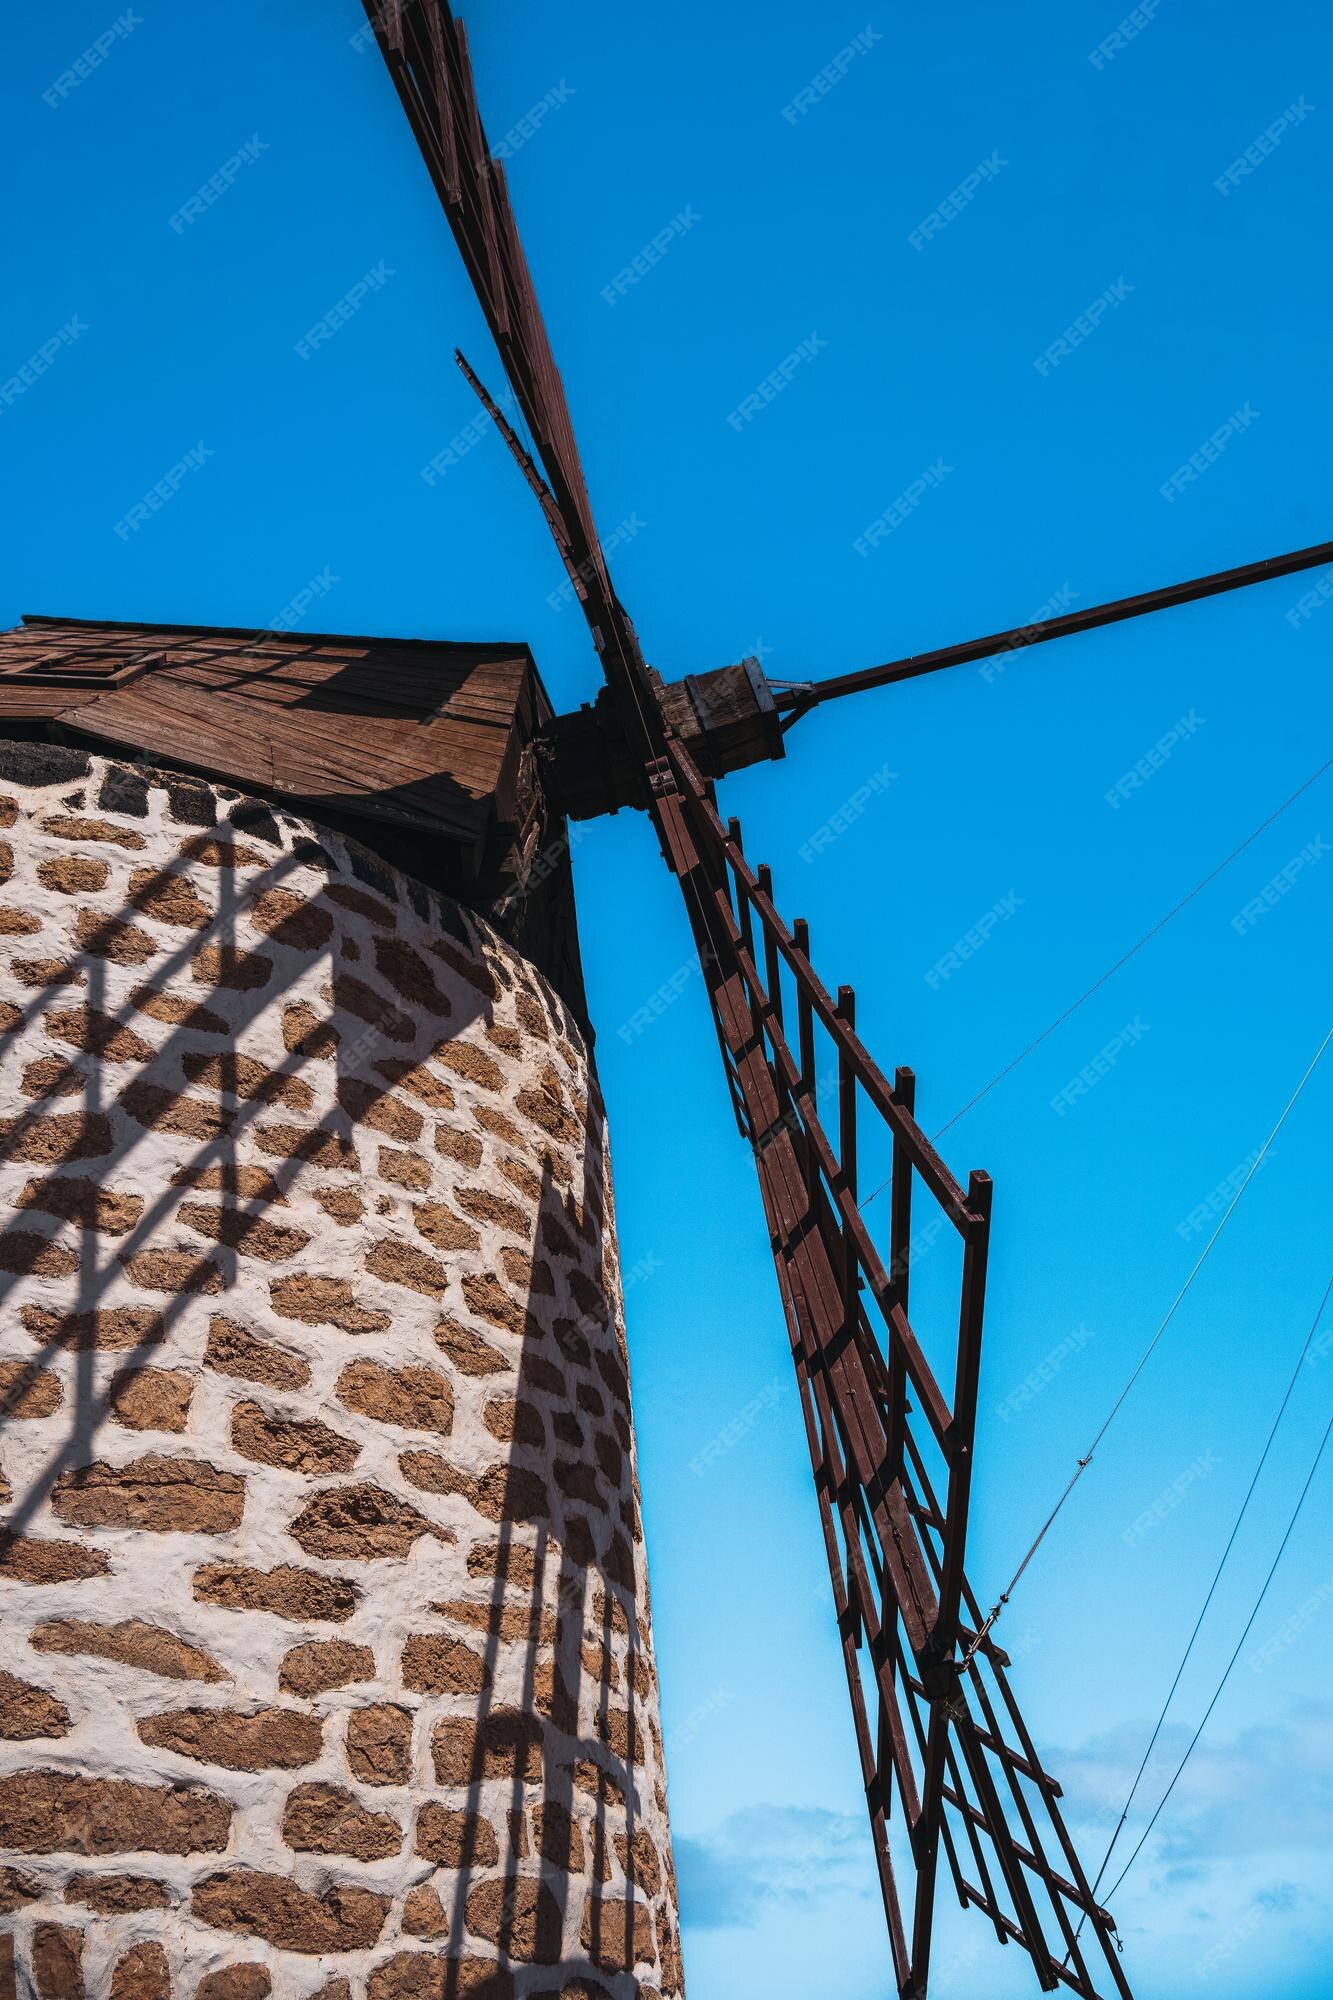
932,754 -> 1331,1140
858,753 -> 1332,1215
1101,1294 -> 1333,1909
962,1021 -> 1333,1664
1068,1270 -> 1333,1959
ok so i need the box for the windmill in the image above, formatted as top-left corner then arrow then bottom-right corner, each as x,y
349,5 -> 1333,1996
1,10 -> 1326,1998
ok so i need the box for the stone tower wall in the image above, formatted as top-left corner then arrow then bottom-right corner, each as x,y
0,748 -> 681,2000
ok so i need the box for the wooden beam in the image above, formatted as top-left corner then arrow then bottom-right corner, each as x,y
780,537 -> 1333,720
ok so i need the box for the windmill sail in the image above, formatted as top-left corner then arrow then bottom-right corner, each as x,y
356,6 -> 1134,1990
773,538 -> 1333,723
654,737 -> 1133,1997
358,0 -> 654,740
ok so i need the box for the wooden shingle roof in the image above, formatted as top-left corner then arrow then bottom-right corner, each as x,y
0,615 -> 551,873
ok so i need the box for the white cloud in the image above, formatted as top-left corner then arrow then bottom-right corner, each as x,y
676,1803 -> 870,1929
1055,1699 -> 1333,1867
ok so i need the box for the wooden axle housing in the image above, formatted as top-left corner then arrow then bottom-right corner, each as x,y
543,656 -> 785,821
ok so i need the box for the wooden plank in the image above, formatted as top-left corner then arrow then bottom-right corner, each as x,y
162,653 -> 482,708
61,685 -> 490,845
67,691 -> 278,792
0,690 -> 106,719
153,653 -> 529,734
0,617 -> 540,849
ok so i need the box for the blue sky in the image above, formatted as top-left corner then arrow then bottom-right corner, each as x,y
5,2 -> 1333,1994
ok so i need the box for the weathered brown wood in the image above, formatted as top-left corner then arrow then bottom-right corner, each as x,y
650,731 -> 1132,2000
0,617 -> 540,849
0,610 -> 588,1018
